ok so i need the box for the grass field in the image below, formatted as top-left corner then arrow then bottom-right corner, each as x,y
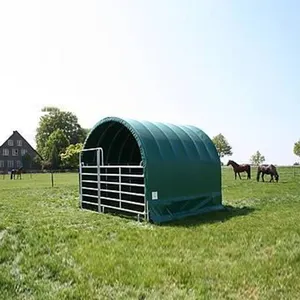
1,167 -> 300,299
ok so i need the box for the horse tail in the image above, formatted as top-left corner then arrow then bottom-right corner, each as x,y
248,165 -> 251,179
256,167 -> 261,182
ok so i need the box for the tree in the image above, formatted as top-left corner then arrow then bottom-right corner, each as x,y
41,144 -> 60,171
32,155 -> 43,170
49,144 -> 59,170
35,106 -> 86,156
44,129 -> 69,168
82,128 -> 90,142
41,144 -> 59,187
60,143 -> 83,169
293,140 -> 300,158
212,133 -> 233,158
250,150 -> 265,165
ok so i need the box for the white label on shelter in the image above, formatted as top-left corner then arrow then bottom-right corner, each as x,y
152,191 -> 158,200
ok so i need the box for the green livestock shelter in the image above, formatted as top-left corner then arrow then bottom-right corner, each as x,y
79,116 -> 223,224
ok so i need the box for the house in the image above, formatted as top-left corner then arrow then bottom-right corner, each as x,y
0,131 -> 42,172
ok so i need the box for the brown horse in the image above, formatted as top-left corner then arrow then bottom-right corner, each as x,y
257,164 -> 279,182
10,167 -> 23,180
227,160 -> 251,180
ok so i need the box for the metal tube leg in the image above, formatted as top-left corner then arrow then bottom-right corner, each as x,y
97,149 -> 101,213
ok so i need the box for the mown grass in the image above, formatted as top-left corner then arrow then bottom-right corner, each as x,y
1,168 -> 300,299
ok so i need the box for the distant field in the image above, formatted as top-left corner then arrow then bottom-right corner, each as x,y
1,167 -> 300,299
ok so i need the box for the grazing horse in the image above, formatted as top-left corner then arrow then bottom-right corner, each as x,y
227,160 -> 251,180
257,164 -> 279,182
10,167 -> 23,180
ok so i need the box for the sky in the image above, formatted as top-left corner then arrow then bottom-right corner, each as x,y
0,0 -> 299,165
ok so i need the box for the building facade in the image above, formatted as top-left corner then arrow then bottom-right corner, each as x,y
0,131 -> 41,172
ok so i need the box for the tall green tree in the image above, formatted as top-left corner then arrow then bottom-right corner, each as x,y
60,143 -> 83,169
212,133 -> 233,158
32,155 -> 43,170
82,128 -> 90,142
250,150 -> 265,165
35,106 -> 86,156
44,129 -> 69,168
294,140 -> 300,158
50,144 -> 60,170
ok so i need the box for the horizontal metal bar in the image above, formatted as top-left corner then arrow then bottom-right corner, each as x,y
82,194 -> 98,198
82,180 -> 98,183
99,173 -> 144,178
100,181 -> 145,187
81,166 -> 144,172
100,165 -> 143,169
82,165 -> 142,169
101,204 -> 146,215
81,173 -> 98,176
82,166 -> 97,169
82,147 -> 103,152
120,174 -> 144,178
82,200 -> 98,206
82,187 -> 98,191
82,180 -> 144,186
100,189 -> 144,197
100,196 -> 145,207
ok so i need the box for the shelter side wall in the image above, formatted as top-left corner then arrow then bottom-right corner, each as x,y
145,161 -> 221,203
145,161 -> 222,223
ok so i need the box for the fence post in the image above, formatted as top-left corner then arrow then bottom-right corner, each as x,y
97,149 -> 101,213
51,170 -> 54,187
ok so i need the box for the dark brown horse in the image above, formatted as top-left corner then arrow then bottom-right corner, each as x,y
227,160 -> 251,180
10,167 -> 23,180
257,164 -> 279,182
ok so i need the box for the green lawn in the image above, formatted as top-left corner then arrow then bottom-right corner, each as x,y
1,167 -> 300,299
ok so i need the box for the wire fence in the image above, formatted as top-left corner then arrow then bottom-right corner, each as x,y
222,165 -> 300,178
1,166 -> 300,181
0,168 -> 78,180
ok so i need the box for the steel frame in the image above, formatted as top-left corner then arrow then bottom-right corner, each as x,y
79,147 -> 148,221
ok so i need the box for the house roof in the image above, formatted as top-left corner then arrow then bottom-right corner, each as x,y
0,130 -> 42,158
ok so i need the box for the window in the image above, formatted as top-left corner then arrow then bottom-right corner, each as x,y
7,160 -> 14,168
12,149 -> 18,156
0,161 -> 4,168
8,140 -> 13,146
2,149 -> 9,156
21,149 -> 27,156
16,160 -> 22,167
17,140 -> 22,146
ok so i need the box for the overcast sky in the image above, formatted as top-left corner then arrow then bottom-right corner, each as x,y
0,0 -> 299,164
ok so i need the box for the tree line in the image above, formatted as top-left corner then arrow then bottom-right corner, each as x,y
213,133 -> 300,165
212,133 -> 265,165
28,106 -> 89,170
25,107 -> 300,170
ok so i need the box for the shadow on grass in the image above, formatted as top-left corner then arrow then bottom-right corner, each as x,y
162,205 -> 256,227
85,204 -> 256,228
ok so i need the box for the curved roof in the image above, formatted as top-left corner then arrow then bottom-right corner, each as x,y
83,117 -> 222,223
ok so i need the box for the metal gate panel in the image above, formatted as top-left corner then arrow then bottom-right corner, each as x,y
79,147 -> 148,221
